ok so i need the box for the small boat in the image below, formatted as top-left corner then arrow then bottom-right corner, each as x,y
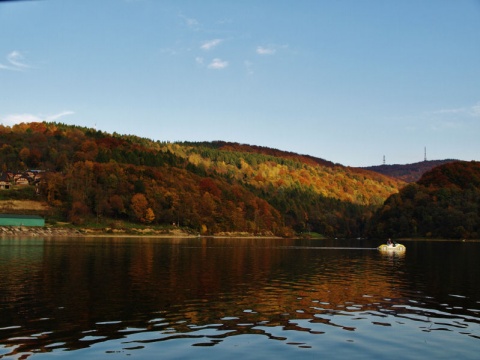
377,243 -> 406,252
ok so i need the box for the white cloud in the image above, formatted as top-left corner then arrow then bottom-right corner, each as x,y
195,57 -> 204,65
470,103 -> 480,117
431,102 -> 480,118
432,107 -> 466,115
1,111 -> 75,126
0,64 -> 13,71
216,18 -> 233,25
2,114 -> 42,125
392,101 -> 480,133
430,119 -> 463,131
208,58 -> 228,69
201,39 -> 222,51
187,18 -> 199,28
419,102 -> 480,132
0,51 -> 32,71
179,13 -> 200,31
47,111 -> 75,121
256,44 -> 289,56
256,46 -> 276,55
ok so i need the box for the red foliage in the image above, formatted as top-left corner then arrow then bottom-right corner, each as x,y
418,161 -> 480,189
199,178 -> 221,197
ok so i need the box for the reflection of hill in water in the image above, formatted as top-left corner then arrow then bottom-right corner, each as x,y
0,238 -> 45,262
38,238 -> 410,322
1,238 -> 479,358
0,238 -> 45,307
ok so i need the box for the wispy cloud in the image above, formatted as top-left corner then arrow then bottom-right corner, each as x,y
256,44 -> 289,56
472,103 -> 480,117
179,13 -> 200,31
201,39 -> 223,51
160,47 -> 179,56
244,60 -> 254,75
429,103 -> 480,131
409,102 -> 480,132
392,101 -> 480,133
216,18 -> 233,25
186,18 -> 199,28
0,51 -> 32,71
256,46 -> 276,55
47,111 -> 75,121
7,51 -> 30,68
1,114 -> 40,125
208,58 -> 228,70
1,111 -> 75,126
430,102 -> 480,118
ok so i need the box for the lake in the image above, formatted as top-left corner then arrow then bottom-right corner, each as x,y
0,237 -> 479,359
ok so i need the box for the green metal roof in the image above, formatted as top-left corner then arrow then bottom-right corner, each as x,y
0,214 -> 45,226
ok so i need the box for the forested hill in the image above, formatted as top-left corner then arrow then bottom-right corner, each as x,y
0,122 -> 404,237
368,161 -> 480,239
363,159 -> 457,183
183,141 -> 337,168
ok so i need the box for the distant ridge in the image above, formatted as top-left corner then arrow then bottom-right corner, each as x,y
363,159 -> 458,183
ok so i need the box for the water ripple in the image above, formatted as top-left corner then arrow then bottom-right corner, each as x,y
1,238 -> 479,359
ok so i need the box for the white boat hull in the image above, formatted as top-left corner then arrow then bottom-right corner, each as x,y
377,243 -> 406,252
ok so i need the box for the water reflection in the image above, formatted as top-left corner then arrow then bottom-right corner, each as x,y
0,237 -> 478,359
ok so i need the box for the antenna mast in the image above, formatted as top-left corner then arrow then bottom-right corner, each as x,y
424,147 -> 427,162
383,155 -> 385,165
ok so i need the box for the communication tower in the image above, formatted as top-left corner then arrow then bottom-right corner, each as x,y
424,147 -> 427,162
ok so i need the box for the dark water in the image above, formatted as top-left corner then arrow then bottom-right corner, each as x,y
0,237 -> 478,359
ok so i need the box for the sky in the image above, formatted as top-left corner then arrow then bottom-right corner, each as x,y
1,0 -> 479,167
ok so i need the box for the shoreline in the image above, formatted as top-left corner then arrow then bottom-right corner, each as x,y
1,227 -> 476,241
0,226 -> 283,239
0,226 -> 194,238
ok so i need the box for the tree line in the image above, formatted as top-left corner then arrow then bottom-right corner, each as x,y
1,121 -> 407,237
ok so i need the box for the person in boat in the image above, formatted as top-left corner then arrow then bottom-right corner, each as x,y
387,238 -> 395,247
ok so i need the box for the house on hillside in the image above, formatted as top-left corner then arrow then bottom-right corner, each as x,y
0,170 -> 45,191
29,170 -> 44,184
13,173 -> 32,186
0,173 -> 12,190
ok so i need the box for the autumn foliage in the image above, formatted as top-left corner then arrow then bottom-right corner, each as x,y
369,161 -> 480,239
0,122 -> 405,236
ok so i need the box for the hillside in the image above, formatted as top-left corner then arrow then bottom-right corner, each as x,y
183,141 -> 338,168
368,161 -> 480,239
0,122 -> 404,237
363,159 -> 457,183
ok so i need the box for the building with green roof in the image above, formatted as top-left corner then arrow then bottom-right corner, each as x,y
0,214 -> 45,227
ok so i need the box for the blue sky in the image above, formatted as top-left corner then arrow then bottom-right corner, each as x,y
1,0 -> 479,167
